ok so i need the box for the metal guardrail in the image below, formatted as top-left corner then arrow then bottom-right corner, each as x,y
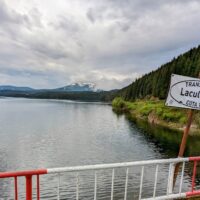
0,157 -> 200,200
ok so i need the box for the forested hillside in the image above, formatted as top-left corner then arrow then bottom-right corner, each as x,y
118,45 -> 200,100
0,90 -> 116,102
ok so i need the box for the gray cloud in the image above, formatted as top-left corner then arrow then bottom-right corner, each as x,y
0,1 -> 28,25
0,0 -> 200,90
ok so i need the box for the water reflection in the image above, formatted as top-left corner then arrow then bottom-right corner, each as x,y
119,112 -> 200,158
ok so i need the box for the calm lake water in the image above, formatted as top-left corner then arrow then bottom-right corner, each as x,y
0,98 -> 197,199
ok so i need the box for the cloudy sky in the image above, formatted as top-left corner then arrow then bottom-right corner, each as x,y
0,0 -> 200,90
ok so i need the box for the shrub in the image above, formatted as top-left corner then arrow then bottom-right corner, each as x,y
112,97 -> 126,109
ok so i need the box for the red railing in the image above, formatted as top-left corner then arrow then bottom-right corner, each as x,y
186,157 -> 200,198
0,157 -> 200,200
0,169 -> 47,200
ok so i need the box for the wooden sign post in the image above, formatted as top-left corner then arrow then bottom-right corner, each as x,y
173,109 -> 193,186
165,73 -> 200,187
178,109 -> 193,157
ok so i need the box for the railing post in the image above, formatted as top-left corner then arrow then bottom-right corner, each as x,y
168,163 -> 175,194
191,161 -> 198,192
37,175 -> 40,200
14,176 -> 18,200
26,175 -> 32,200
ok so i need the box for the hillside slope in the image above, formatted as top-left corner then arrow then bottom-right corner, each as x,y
118,45 -> 200,100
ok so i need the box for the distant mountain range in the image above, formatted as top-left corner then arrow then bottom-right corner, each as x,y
0,83 -> 99,92
0,83 -> 116,102
0,85 -> 34,91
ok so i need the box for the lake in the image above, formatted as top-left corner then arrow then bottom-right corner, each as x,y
0,98 -> 197,199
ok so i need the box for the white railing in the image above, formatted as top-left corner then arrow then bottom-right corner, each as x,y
47,157 -> 195,200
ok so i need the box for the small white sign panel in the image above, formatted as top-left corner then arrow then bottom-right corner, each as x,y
166,74 -> 200,110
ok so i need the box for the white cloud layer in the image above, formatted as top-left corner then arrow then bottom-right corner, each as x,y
0,0 -> 200,90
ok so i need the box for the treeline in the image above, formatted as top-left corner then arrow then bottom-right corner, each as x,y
0,90 -> 116,102
117,45 -> 200,100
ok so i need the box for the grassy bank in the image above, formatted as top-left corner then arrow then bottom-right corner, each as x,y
112,97 -> 200,134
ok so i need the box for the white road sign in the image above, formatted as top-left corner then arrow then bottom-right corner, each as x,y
165,74 -> 200,110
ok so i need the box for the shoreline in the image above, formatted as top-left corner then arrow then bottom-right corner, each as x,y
112,97 -> 200,135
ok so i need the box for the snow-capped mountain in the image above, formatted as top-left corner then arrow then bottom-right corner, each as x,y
55,83 -> 97,92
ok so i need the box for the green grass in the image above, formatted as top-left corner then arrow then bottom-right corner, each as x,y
112,97 -> 189,126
